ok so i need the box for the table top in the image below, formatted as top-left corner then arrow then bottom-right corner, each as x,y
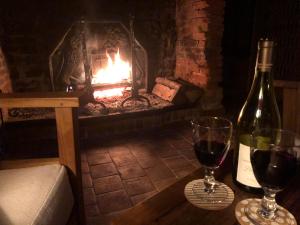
111,153 -> 300,225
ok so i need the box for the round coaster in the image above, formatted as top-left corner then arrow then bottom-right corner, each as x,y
235,198 -> 297,225
184,179 -> 234,210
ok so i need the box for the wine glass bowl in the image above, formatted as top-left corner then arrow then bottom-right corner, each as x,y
191,117 -> 232,170
186,117 -> 234,208
236,128 -> 299,224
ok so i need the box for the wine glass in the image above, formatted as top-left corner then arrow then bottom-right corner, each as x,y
185,116 -> 233,209
235,128 -> 299,225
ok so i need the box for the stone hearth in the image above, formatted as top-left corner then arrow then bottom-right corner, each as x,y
79,122 -> 199,224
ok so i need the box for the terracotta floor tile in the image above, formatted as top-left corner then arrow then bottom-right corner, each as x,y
85,204 -> 100,217
93,175 -> 123,195
110,151 -> 137,167
90,163 -> 118,178
81,152 -> 87,162
152,177 -> 178,191
108,145 -> 131,156
118,164 -> 146,180
163,156 -> 192,170
97,190 -> 132,214
180,149 -> 197,160
153,141 -> 179,158
145,163 -> 175,182
190,159 -> 202,169
179,128 -> 193,142
84,188 -> 97,205
82,173 -> 93,188
130,144 -> 157,158
123,176 -> 155,196
172,164 -> 197,179
136,155 -> 161,169
170,138 -> 193,150
81,161 -> 90,173
87,152 -> 112,165
86,147 -> 109,155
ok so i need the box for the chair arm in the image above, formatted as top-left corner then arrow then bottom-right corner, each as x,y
0,92 -> 85,224
0,92 -> 80,108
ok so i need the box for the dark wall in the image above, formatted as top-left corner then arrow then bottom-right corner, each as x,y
222,0 -> 300,107
222,0 -> 256,103
251,0 -> 300,82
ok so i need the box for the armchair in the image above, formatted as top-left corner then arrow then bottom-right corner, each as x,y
0,92 -> 85,225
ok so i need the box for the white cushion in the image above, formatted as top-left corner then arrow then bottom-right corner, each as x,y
0,164 -> 74,225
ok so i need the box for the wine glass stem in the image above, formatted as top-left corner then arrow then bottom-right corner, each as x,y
260,188 -> 277,219
204,168 -> 216,193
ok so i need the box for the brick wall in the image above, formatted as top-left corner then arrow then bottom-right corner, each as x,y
175,0 -> 224,110
0,46 -> 12,93
0,45 -> 12,120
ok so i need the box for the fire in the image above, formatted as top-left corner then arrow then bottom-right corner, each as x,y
93,87 -> 125,99
92,49 -> 131,85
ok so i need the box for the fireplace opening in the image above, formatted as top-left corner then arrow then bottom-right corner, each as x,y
49,19 -> 153,115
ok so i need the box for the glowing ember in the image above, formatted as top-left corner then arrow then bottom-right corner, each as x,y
92,49 -> 131,85
93,87 -> 125,99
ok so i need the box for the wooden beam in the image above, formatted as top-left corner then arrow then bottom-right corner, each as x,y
274,80 -> 300,133
274,80 -> 300,89
0,92 -> 81,108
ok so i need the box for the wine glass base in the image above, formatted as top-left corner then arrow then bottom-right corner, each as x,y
184,179 -> 234,210
235,198 -> 297,225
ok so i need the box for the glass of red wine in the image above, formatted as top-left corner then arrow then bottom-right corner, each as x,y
189,116 -> 233,207
235,129 -> 299,225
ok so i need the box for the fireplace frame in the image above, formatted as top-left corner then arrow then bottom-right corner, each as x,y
49,20 -> 149,93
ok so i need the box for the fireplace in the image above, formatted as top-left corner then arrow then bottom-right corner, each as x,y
0,0 -> 225,130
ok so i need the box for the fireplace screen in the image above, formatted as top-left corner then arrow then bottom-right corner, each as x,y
49,20 -> 148,100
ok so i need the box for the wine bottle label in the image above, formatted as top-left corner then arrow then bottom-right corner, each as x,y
236,143 -> 261,188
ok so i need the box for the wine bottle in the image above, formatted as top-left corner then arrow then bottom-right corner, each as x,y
232,39 -> 281,193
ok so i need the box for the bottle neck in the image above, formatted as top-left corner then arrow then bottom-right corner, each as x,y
252,61 -> 274,85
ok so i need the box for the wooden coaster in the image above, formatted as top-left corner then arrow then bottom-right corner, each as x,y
235,198 -> 297,225
184,179 -> 234,210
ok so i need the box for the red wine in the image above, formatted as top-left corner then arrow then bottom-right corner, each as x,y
251,150 -> 297,190
194,140 -> 227,168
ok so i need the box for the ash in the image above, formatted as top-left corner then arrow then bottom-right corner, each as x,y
6,93 -> 173,121
82,93 -> 173,117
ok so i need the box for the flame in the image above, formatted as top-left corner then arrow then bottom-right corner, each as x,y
92,49 -> 131,85
93,87 -> 125,99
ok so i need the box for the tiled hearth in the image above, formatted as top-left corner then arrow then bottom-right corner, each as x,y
80,122 -> 200,225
